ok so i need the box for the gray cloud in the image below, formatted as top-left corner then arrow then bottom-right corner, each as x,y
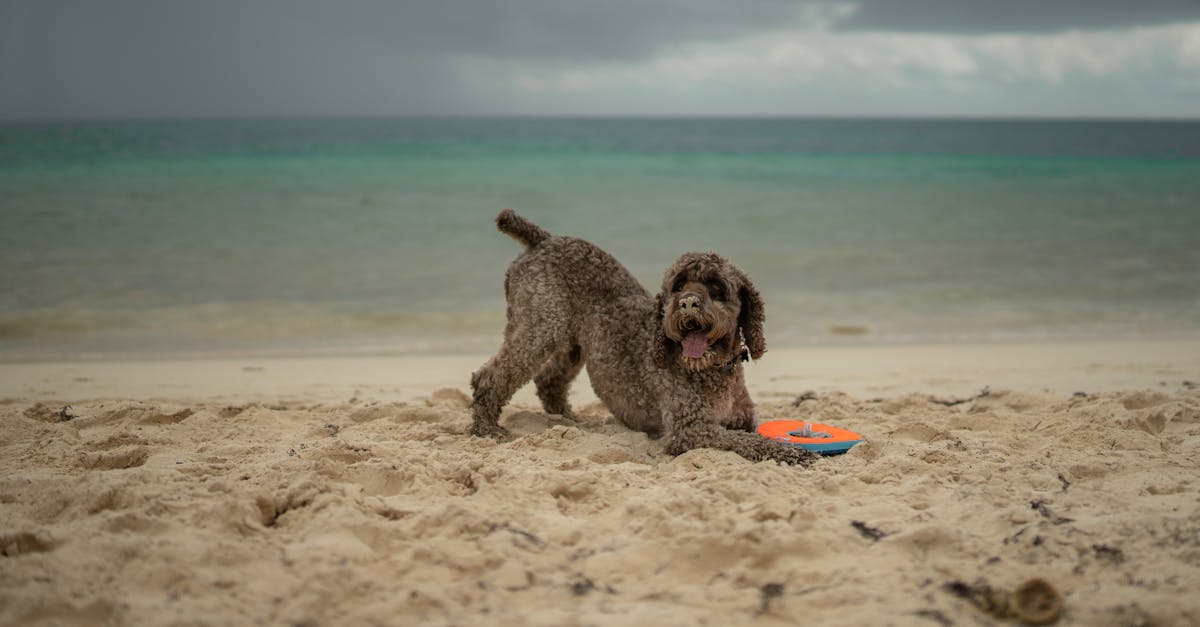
2,1 -> 477,118
4,0 -> 825,118
15,1 -> 1200,67
214,1 -> 1200,62
208,1 -> 1200,61
840,0 -> 1200,34
2,0 -> 1199,119
246,1 -> 838,62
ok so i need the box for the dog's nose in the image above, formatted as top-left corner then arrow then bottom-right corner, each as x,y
678,294 -> 701,312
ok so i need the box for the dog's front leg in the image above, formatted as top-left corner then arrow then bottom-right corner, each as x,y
722,383 -> 756,432
661,405 -> 817,466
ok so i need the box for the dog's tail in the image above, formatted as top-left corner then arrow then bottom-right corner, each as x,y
496,209 -> 551,249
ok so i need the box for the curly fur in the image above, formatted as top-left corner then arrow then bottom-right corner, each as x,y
470,209 -> 816,465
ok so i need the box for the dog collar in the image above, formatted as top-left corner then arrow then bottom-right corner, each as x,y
721,346 -> 750,375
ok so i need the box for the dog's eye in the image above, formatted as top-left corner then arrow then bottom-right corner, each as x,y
671,276 -> 687,293
708,284 -> 725,301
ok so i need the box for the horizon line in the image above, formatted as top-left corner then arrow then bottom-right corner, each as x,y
4,112 -> 1200,125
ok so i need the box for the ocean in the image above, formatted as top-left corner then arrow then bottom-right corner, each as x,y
2,117 -> 1198,360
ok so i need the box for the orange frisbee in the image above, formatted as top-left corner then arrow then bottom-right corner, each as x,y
757,420 -> 864,455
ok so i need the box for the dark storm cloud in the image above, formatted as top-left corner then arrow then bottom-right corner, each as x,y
18,1 -> 1199,71
202,1 -> 1200,62
840,0 -> 1200,34
198,1 -> 1200,61
3,0 -> 1199,119
242,0 -> 822,62
2,0 -> 477,118
377,0 -> 1200,52
1,0 -> 821,118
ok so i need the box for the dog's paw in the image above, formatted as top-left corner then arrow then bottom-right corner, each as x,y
762,444 -> 819,467
469,421 -> 511,440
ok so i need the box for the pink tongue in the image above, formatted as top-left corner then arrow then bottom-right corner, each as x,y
682,333 -> 711,358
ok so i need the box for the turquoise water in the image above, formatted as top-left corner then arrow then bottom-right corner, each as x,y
2,118 -> 1199,359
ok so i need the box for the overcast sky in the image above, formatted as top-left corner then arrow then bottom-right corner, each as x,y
3,0 -> 1199,119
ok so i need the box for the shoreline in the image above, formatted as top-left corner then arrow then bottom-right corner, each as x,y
3,337 -> 1197,405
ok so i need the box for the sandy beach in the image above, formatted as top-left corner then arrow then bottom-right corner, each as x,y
2,339 -> 1199,625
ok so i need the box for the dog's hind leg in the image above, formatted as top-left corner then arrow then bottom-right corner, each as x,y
535,343 -> 583,420
470,321 -> 565,438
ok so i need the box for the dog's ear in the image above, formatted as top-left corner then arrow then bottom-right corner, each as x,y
737,271 -> 766,360
651,292 -> 672,368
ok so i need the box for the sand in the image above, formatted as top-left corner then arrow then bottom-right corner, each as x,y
2,339 -> 1199,626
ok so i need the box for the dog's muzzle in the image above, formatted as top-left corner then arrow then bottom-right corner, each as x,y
677,294 -> 704,331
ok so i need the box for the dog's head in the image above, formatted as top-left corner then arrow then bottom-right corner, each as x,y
652,252 -> 765,371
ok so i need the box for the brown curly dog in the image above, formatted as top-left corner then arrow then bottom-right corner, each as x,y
470,209 -> 815,465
